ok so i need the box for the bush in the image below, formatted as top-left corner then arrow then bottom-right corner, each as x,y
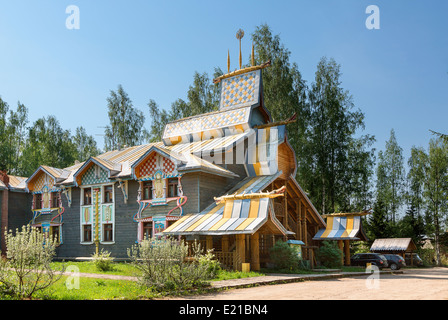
269,240 -> 300,270
91,249 -> 114,271
0,225 -> 64,299
315,240 -> 343,268
127,237 -> 218,292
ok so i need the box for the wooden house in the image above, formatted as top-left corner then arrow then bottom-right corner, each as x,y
20,54 -> 325,269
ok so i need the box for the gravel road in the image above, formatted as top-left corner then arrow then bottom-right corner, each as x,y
170,267 -> 448,300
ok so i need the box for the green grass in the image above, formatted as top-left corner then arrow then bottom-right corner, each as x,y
34,276 -> 156,300
2,261 -> 367,300
50,261 -> 140,277
212,270 -> 265,281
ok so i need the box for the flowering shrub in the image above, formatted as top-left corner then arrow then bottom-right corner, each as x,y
127,237 -> 219,292
91,249 -> 114,271
0,225 -> 64,299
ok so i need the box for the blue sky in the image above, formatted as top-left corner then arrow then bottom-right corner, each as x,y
0,1 -> 447,165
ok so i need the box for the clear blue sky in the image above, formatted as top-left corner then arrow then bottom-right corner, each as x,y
0,1 -> 447,165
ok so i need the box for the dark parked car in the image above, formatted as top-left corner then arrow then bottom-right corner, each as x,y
350,253 -> 389,269
405,253 -> 423,266
383,254 -> 406,270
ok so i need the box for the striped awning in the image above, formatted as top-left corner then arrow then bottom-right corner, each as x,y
313,215 -> 367,241
163,173 -> 291,236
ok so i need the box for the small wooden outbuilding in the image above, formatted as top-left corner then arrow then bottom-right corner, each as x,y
370,238 -> 417,264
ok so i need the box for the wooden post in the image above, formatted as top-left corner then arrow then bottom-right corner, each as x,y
236,234 -> 246,271
303,205 -> 308,256
344,240 -> 351,266
206,236 -> 213,252
297,200 -> 302,241
338,240 -> 344,266
221,235 -> 229,252
250,233 -> 260,271
284,184 -> 288,229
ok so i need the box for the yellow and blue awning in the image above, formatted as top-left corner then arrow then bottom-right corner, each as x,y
313,215 -> 368,241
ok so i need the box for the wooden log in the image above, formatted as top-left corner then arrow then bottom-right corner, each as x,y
251,233 -> 260,271
338,240 -> 344,266
206,236 -> 213,252
236,234 -> 246,271
221,235 -> 229,252
344,240 -> 351,266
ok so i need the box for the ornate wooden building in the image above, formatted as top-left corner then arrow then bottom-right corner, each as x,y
14,40 -> 327,270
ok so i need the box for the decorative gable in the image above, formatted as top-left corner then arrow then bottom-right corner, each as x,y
133,150 -> 178,180
73,157 -> 121,186
81,165 -> 109,185
219,70 -> 260,110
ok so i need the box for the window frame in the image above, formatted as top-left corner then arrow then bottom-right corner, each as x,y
103,223 -> 113,242
51,191 -> 60,208
167,178 -> 178,198
83,187 -> 92,206
142,181 -> 153,200
34,193 -> 42,210
82,224 -> 92,243
103,185 -> 113,203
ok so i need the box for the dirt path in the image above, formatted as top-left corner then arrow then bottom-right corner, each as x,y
167,267 -> 448,300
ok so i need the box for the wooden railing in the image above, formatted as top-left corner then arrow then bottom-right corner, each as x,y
214,251 -> 235,269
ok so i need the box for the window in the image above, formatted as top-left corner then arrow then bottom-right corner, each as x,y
34,193 -> 42,209
143,222 -> 153,240
103,224 -> 113,242
51,192 -> 59,208
52,226 -> 60,244
103,185 -> 113,203
83,225 -> 92,242
142,181 -> 153,200
83,188 -> 92,205
167,178 -> 178,198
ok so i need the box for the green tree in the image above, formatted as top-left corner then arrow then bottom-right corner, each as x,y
104,85 -> 149,151
21,116 -> 76,175
147,72 -> 220,142
73,126 -> 100,162
0,97 -> 10,171
397,205 -> 425,248
407,146 -> 427,215
6,102 -> 29,175
251,24 -> 308,150
0,100 -> 29,174
367,198 -> 393,240
375,129 -> 406,223
422,138 -> 448,266
304,57 -> 374,214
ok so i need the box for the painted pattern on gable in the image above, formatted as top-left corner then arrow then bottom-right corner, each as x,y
220,71 -> 257,109
137,152 -> 177,179
32,171 -> 55,192
81,164 -> 109,185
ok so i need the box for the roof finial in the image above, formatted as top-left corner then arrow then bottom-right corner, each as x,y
236,29 -> 244,69
227,50 -> 230,73
251,43 -> 255,67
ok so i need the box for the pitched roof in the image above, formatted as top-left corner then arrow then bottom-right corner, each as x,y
370,238 -> 417,252
0,175 -> 28,191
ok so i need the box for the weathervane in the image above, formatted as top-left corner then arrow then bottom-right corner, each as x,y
236,28 -> 244,69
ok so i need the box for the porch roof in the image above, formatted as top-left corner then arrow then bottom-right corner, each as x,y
313,215 -> 368,241
162,173 -> 291,236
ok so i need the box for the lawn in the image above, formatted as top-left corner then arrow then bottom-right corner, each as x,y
3,261 -> 365,300
25,261 -> 267,300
